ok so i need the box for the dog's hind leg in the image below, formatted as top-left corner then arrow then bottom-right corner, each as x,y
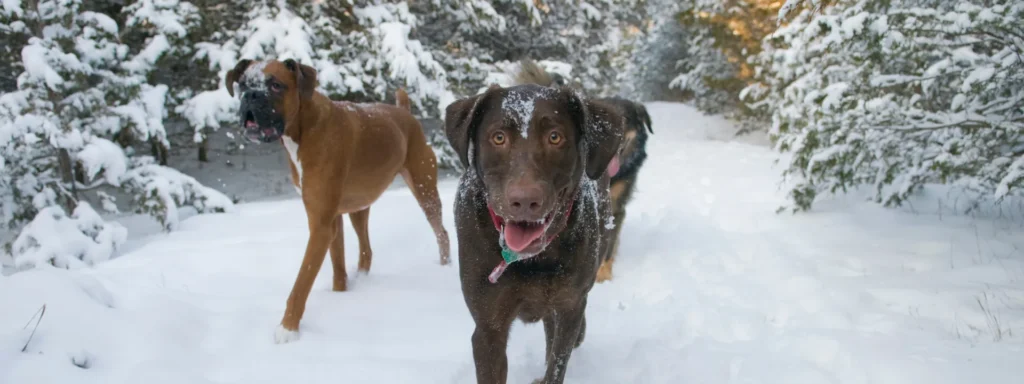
328,215 -> 347,291
348,207 -> 373,273
596,209 -> 624,283
400,137 -> 451,265
597,181 -> 629,283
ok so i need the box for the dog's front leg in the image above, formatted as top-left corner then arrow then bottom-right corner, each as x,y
535,300 -> 587,384
276,212 -> 337,343
471,320 -> 514,384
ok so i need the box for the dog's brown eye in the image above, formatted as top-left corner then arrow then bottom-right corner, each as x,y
548,131 -> 563,145
491,132 -> 506,146
269,82 -> 283,92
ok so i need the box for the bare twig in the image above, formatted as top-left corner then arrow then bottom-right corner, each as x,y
21,304 -> 47,353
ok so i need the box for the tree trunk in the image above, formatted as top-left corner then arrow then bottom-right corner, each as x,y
198,131 -> 209,162
150,138 -> 169,165
56,148 -> 78,213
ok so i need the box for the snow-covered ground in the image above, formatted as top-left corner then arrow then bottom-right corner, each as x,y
2,103 -> 1023,383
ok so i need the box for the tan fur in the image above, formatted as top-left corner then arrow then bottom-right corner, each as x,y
600,180 -> 630,283
596,258 -> 614,282
228,60 -> 451,339
609,180 -> 628,206
513,59 -> 555,87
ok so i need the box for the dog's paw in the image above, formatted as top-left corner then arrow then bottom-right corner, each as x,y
595,260 -> 613,283
274,324 -> 300,344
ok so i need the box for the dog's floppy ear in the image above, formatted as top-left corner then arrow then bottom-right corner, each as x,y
566,91 -> 624,180
283,59 -> 318,99
444,85 -> 501,168
638,103 -> 654,134
224,59 -> 253,97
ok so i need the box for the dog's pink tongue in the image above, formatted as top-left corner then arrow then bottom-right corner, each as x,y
608,155 -> 621,177
503,223 -> 545,253
245,120 -> 258,128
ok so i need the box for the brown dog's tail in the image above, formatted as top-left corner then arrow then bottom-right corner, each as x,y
396,88 -> 411,111
511,58 -> 555,87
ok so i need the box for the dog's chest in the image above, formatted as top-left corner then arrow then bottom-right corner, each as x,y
281,136 -> 302,193
515,275 -> 587,322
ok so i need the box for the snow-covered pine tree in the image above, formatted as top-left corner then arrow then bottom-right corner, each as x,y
411,0 -> 506,98
418,0 -> 648,98
619,0 -> 688,101
743,0 -> 1024,212
178,0 -> 455,163
121,0 -> 202,165
1,0 -> 234,271
656,0 -> 781,117
410,0 -> 509,172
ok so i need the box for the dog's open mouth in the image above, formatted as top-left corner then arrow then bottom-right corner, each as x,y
243,112 -> 278,143
496,212 -> 555,253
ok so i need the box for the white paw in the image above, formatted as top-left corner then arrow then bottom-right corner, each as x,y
274,324 -> 300,344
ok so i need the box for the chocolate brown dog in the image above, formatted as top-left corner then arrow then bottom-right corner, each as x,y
510,59 -> 655,283
445,84 -> 623,383
224,58 -> 451,343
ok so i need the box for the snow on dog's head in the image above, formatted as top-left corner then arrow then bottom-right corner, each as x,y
444,84 -> 624,256
223,58 -> 319,144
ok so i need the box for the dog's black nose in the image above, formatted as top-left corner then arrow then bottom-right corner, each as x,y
506,183 -> 544,217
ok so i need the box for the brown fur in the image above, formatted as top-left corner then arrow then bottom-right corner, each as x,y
445,84 -> 624,384
510,59 -> 654,283
225,59 -> 451,343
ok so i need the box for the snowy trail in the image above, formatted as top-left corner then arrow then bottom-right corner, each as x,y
3,103 -> 1024,383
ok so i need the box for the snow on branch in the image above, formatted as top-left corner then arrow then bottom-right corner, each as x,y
8,202 -> 128,271
121,157 -> 236,231
743,0 -> 1024,212
376,21 -> 454,116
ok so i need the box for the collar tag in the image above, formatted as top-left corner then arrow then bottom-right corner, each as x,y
501,247 -> 520,264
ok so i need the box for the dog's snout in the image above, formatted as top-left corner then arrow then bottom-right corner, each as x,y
506,183 -> 545,217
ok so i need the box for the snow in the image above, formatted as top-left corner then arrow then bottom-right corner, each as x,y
376,21 -> 452,117
501,88 -> 544,138
76,138 -> 128,186
3,103 -> 1024,383
120,161 -> 237,231
961,66 -> 996,92
7,202 -> 128,271
21,43 -> 65,91
124,0 -> 196,38
78,12 -> 119,35
2,0 -> 23,17
241,60 -> 270,91
122,35 -> 170,74
238,6 -> 315,66
177,89 -> 240,138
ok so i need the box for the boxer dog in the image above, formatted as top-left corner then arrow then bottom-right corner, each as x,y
225,58 -> 451,343
445,84 -> 623,383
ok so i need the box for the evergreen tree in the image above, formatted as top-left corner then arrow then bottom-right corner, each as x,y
743,0 -> 1024,212
1,0 -> 233,270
